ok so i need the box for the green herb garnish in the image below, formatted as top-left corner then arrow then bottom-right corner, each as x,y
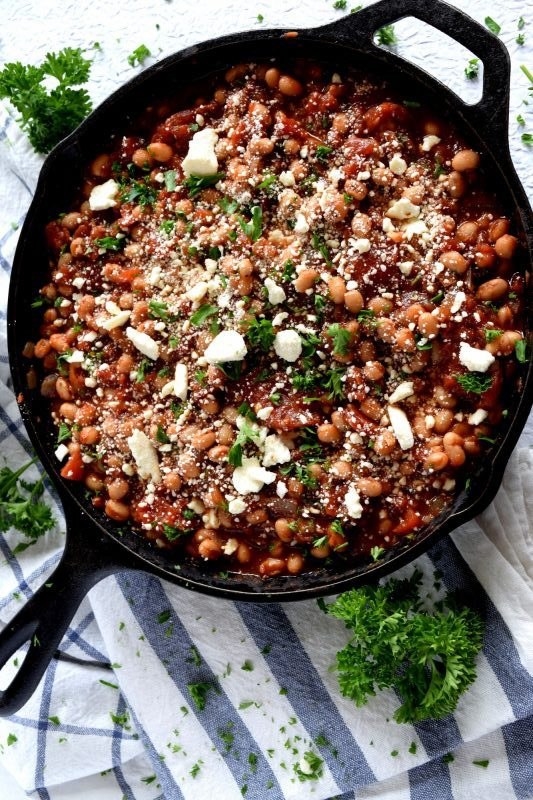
455,373 -> 493,394
127,44 -> 151,67
0,48 -> 92,154
239,206 -> 263,242
184,172 -> 225,197
321,568 -> 484,723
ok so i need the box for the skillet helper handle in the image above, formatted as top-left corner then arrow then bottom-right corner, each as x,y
0,504 -> 131,717
322,0 -> 511,146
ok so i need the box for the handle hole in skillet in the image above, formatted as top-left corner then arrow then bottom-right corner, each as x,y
372,16 -> 484,105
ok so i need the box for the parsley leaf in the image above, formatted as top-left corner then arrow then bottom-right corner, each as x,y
375,24 -> 397,45
239,206 -> 263,242
0,48 -> 92,154
455,373 -> 493,394
321,568 -> 484,723
485,16 -> 501,35
328,323 -> 352,356
127,44 -> 152,67
184,172 -> 225,197
245,317 -> 275,352
464,58 -> 480,80
0,459 -> 55,541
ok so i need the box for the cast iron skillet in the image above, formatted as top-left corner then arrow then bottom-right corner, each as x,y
1,0 -> 532,716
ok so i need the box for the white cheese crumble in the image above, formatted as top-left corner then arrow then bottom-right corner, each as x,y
273,329 -> 302,362
223,537 -> 240,554
185,281 -> 209,303
387,405 -> 414,450
262,434 -> 291,468
272,311 -> 289,327
294,212 -> 310,234
345,485 -> 363,519
450,291 -> 467,315
101,309 -> 131,331
227,499 -> 247,516
232,457 -> 276,495
204,330 -> 247,364
388,381 -> 414,405
459,341 -> 495,373
276,481 -> 288,498
421,134 -> 441,152
88,179 -> 119,211
264,277 -> 287,305
386,197 -> 421,220
468,408 -> 489,426
127,429 -> 161,484
353,238 -> 371,254
181,127 -> 219,177
173,363 -> 188,400
126,326 -> 160,360
389,154 -> 407,175
279,170 -> 295,187
54,443 -> 69,462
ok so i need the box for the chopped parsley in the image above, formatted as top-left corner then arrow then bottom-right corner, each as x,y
228,420 -> 262,467
328,323 -> 352,356
484,16 -> 501,35
95,235 -> 125,251
190,303 -> 218,326
375,24 -> 397,46
239,206 -> 263,242
464,58 -> 480,80
245,316 -> 275,352
187,681 -> 218,711
294,750 -> 324,782
127,44 -> 152,67
315,144 -> 334,162
184,172 -> 225,197
0,459 -> 55,543
455,373 -> 493,394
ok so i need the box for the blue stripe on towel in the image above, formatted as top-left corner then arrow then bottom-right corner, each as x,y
235,600 -> 376,791
116,572 -> 284,800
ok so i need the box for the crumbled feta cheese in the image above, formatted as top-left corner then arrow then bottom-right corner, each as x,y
232,457 -> 276,495
262,435 -> 291,467
294,212 -> 310,234
66,349 -> 84,364
72,276 -> 85,290
204,329 -> 247,364
357,170 -> 371,181
398,261 -> 414,276
468,408 -> 489,426
227,498 -> 246,515
173,363 -> 188,401
353,238 -> 371,254
279,170 -> 295,187
273,329 -> 302,362
185,281 -> 209,303
450,291 -> 467,315
382,217 -> 395,233
276,481 -> 288,498
387,405 -> 414,450
345,485 -> 363,519
272,311 -> 289,327
54,443 -> 69,461
264,277 -> 287,305
101,309 -> 131,331
402,219 -> 428,240
389,154 -> 407,175
388,381 -> 414,405
223,537 -> 240,553
386,197 -> 421,220
127,429 -> 161,484
126,326 -> 160,360
88,179 -> 119,211
181,127 -> 219,177
256,406 -> 273,421
421,134 -> 441,152
459,341 -> 495,373
188,499 -> 205,514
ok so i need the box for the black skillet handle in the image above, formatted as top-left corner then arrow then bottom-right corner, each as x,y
318,0 -> 511,149
0,494 -> 138,717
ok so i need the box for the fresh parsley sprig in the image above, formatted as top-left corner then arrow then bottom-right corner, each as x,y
0,48 -> 93,154
320,569 -> 484,724
0,459 -> 55,546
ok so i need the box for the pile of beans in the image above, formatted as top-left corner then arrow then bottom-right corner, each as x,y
25,60 -> 526,577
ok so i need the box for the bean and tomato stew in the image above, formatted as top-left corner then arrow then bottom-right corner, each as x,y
28,61 -> 527,577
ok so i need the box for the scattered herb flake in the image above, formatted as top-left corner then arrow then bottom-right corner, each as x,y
127,44 -> 152,67
485,16 -> 501,35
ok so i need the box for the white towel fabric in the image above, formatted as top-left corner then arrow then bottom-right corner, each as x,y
0,1 -> 532,798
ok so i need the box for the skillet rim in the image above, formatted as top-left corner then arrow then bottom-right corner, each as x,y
7,9 -> 533,601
